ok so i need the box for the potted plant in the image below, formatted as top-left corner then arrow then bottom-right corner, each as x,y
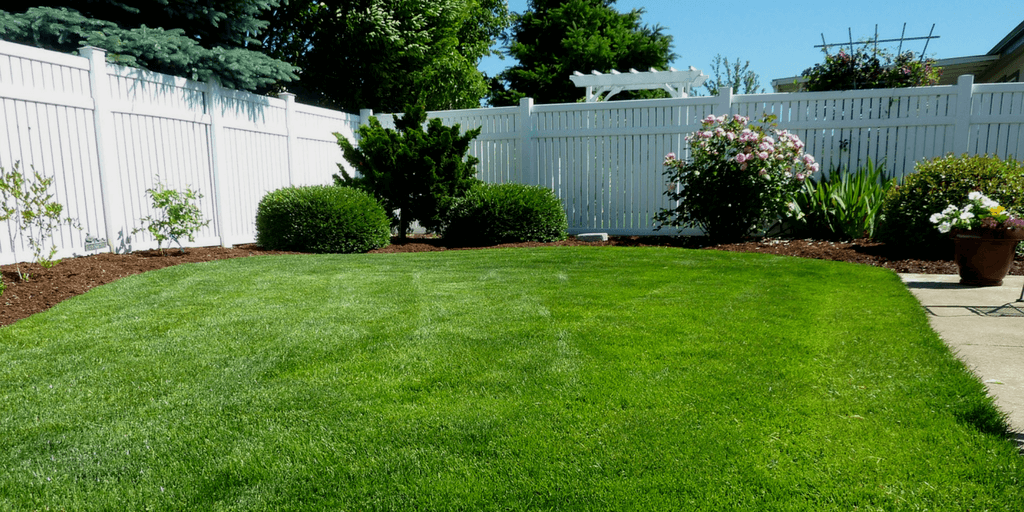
930,192 -> 1024,286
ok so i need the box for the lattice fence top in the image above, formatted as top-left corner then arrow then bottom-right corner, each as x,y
569,67 -> 708,102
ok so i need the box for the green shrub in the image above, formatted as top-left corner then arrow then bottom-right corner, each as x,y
652,114 -> 818,241
133,177 -> 210,254
789,159 -> 897,240
255,185 -> 390,254
802,47 -> 941,92
442,183 -> 568,245
0,161 -> 81,280
876,154 -> 1024,256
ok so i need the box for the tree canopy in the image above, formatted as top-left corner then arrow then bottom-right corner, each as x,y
0,0 -> 297,91
261,0 -> 511,112
488,0 -> 675,106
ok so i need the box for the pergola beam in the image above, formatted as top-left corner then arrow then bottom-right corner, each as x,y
570,67 -> 708,102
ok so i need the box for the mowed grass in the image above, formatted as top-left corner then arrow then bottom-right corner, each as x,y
1,247 -> 1022,510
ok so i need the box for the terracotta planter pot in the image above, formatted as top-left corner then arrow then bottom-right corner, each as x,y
950,228 -> 1024,286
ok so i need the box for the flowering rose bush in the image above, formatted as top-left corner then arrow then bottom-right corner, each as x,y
653,114 -> 820,241
929,191 -> 1024,233
803,48 -> 941,92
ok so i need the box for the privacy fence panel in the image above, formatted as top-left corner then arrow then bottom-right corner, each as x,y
106,66 -> 218,251
529,100 -> 711,235
294,104 -> 359,185
0,41 -> 102,265
967,83 -> 1024,158
734,87 -> 962,178
433,106 -> 523,184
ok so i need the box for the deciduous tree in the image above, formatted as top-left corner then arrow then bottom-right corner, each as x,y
261,0 -> 510,112
702,54 -> 763,96
488,0 -> 675,105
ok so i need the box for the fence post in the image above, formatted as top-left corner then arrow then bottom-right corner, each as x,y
278,92 -> 297,185
79,46 -> 125,252
205,79 -> 231,248
519,97 -> 536,186
359,109 -> 373,128
718,86 -> 733,116
953,74 -> 975,156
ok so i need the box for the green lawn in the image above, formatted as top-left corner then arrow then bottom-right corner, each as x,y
1,247 -> 1021,510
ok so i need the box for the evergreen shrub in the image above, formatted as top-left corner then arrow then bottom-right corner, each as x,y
334,104 -> 481,238
442,183 -> 568,245
256,186 -> 390,253
876,154 -> 1024,256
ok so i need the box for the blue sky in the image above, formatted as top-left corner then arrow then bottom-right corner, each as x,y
478,0 -> 1023,93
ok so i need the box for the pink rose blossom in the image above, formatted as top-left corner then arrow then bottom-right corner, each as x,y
736,153 -> 748,163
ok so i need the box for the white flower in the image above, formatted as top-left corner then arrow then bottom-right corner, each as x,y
929,213 -> 944,224
938,222 -> 952,233
959,211 -> 975,221
968,191 -> 984,201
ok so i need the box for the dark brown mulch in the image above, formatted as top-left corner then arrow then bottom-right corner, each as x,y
2,236 -> 1020,327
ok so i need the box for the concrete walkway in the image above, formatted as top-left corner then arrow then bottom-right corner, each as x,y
899,273 -> 1024,446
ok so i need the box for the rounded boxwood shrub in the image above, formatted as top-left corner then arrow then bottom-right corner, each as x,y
875,154 -> 1024,256
255,185 -> 390,253
442,183 -> 568,245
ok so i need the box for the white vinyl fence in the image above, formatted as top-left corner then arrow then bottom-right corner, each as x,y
375,75 -> 1024,236
3,37 -> 1024,264
0,40 -> 359,265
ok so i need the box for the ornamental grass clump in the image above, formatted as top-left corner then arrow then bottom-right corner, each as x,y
788,158 -> 897,240
654,114 -> 819,241
930,192 -> 1024,233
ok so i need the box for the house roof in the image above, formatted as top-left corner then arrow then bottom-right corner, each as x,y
989,19 -> 1024,56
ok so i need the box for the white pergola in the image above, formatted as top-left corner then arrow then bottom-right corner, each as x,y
569,67 -> 709,102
